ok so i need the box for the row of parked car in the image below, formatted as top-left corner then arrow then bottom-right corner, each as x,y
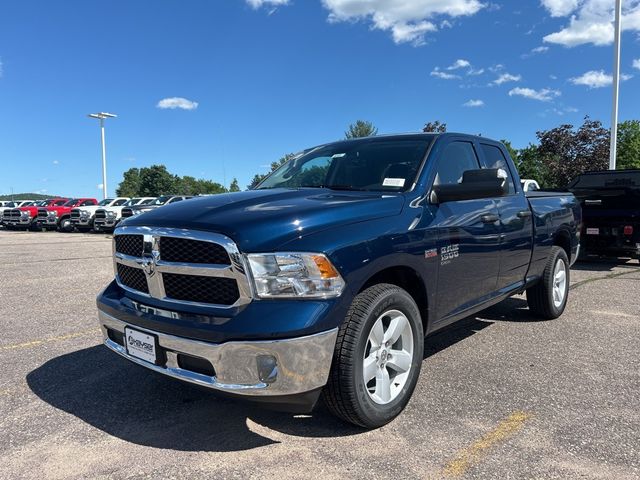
0,195 -> 193,233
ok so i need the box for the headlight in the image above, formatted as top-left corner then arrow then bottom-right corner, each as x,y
47,211 -> 57,217
79,210 -> 90,219
20,211 -> 30,218
106,211 -> 116,218
247,253 -> 345,299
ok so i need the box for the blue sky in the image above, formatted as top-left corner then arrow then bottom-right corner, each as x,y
1,0 -> 639,197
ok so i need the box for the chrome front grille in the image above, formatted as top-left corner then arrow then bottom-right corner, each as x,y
37,208 -> 47,218
112,226 -> 252,308
121,208 -> 133,218
95,210 -> 107,219
71,209 -> 80,219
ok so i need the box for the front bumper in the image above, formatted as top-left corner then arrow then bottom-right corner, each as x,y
37,217 -> 58,226
94,218 -> 118,229
98,308 -> 338,397
71,217 -> 92,226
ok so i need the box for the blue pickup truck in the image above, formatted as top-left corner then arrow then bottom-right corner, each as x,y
97,133 -> 580,428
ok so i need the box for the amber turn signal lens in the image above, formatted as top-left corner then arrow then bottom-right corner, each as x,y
312,255 -> 340,279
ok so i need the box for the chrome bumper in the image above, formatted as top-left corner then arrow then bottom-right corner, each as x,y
71,218 -> 91,225
94,219 -> 118,228
98,309 -> 338,396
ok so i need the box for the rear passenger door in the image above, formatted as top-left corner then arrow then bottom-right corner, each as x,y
478,143 -> 533,291
429,139 -> 502,321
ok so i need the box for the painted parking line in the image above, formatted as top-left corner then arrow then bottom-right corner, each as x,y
0,328 -> 100,352
443,411 -> 533,477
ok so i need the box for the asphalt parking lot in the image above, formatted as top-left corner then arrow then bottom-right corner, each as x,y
0,230 -> 639,480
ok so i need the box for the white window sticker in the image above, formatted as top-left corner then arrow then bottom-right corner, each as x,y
383,178 -> 405,187
331,153 -> 346,159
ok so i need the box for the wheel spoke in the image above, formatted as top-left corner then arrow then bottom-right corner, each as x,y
383,313 -> 408,345
374,367 -> 391,403
553,289 -> 561,303
555,270 -> 566,284
386,349 -> 412,373
369,319 -> 384,347
363,354 -> 377,383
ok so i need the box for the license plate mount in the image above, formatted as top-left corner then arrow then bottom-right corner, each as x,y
124,327 -> 159,365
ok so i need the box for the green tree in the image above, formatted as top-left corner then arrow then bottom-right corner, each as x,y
500,140 -> 519,162
115,168 -> 141,197
536,116 -> 609,188
137,165 -> 180,196
422,120 -> 447,133
617,120 -> 640,170
345,120 -> 378,139
229,178 -> 240,192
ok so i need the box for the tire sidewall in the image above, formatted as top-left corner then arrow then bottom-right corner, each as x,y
351,287 -> 423,427
548,249 -> 570,317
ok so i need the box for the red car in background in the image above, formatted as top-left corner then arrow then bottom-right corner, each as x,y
4,198 -> 69,230
36,198 -> 98,231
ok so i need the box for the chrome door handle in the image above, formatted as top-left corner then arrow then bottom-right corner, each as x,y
517,210 -> 532,218
481,214 -> 499,223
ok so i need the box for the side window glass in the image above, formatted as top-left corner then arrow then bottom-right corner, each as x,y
480,144 -> 516,194
433,141 -> 480,186
113,199 -> 127,206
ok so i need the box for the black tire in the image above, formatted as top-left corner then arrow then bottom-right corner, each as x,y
322,284 -> 424,428
58,217 -> 73,232
527,246 -> 570,319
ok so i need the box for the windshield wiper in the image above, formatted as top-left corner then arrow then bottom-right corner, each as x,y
299,184 -> 366,191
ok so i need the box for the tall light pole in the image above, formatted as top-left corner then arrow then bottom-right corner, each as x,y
88,112 -> 117,199
609,0 -> 622,170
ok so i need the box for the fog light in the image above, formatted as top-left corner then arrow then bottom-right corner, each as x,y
256,355 -> 278,384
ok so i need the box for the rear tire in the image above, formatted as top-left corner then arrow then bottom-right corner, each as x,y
322,284 -> 424,428
527,246 -> 569,319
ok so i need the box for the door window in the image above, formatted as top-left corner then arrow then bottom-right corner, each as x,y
433,141 -> 480,186
480,144 -> 516,194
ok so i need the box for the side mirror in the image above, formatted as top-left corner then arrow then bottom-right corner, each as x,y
431,168 -> 508,204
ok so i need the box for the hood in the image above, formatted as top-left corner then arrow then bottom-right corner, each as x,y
122,188 -> 405,251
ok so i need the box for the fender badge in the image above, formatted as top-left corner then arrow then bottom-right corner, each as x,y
424,248 -> 438,259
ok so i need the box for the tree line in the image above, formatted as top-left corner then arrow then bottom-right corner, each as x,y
116,165 -> 240,197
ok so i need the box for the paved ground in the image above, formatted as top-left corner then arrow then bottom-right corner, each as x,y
0,230 -> 638,480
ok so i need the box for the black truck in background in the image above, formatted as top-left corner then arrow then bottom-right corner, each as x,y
569,169 -> 640,262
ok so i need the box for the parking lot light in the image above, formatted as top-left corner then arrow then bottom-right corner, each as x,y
87,112 -> 117,200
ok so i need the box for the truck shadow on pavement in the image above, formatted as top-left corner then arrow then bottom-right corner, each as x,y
26,345 -> 364,452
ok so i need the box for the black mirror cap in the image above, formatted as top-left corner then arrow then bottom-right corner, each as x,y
432,168 -> 508,203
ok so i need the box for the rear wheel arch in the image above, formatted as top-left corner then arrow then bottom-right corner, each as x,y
553,228 -> 572,263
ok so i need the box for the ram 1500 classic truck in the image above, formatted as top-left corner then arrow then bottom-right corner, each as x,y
5,198 -> 69,230
96,133 -> 581,428
37,198 -> 98,231
94,197 -> 156,232
569,169 -> 639,261
70,197 -> 130,232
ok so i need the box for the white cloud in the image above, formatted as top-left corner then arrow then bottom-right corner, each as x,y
430,69 -> 460,80
156,97 -> 199,110
492,73 -> 522,85
509,87 -> 561,101
447,59 -> 471,70
52,160 -> 59,165
569,69 -> 632,88
633,59 -> 640,70
322,0 -> 485,45
542,0 -> 640,47
541,0 -> 580,17
463,99 -> 485,107
246,0 -> 289,9
522,45 -> 549,58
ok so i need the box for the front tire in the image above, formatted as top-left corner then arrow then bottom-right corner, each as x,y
527,246 -> 570,319
323,284 -> 424,428
58,217 -> 73,232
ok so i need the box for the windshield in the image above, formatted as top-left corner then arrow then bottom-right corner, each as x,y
151,196 -> 172,205
64,199 -> 78,207
98,198 -> 113,206
141,198 -> 156,205
256,138 -> 432,192
569,171 -> 640,190
123,198 -> 140,206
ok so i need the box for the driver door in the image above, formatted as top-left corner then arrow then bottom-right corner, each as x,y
428,139 -> 502,321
